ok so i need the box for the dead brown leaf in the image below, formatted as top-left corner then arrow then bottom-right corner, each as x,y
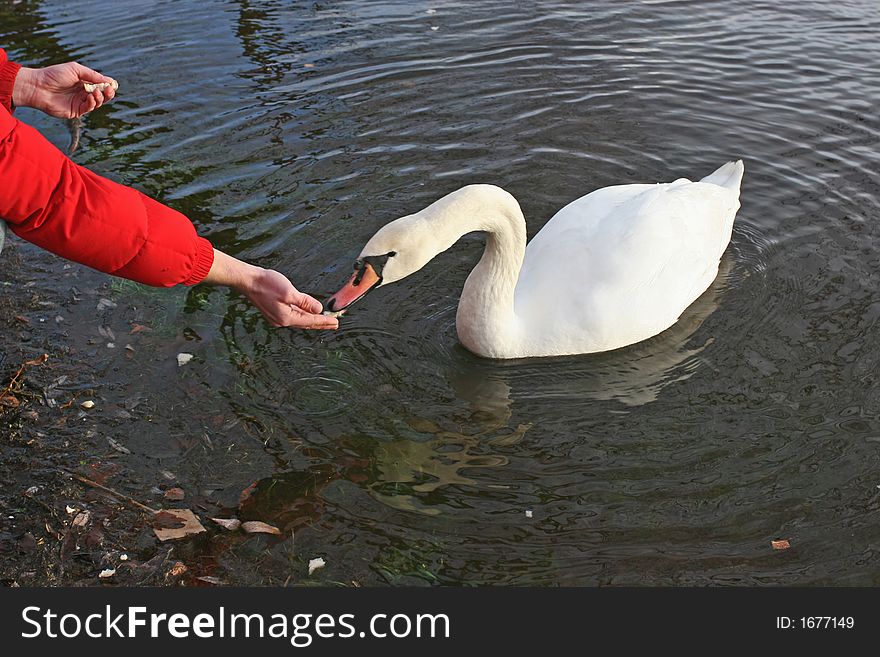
771,539 -> 791,550
153,509 -> 206,541
130,324 -> 152,334
239,482 -> 258,506
241,520 -> 281,536
210,517 -> 241,531
168,561 -> 188,577
164,487 -> 185,501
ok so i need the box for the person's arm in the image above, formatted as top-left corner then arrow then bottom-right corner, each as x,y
0,103 -> 216,286
0,48 -> 21,113
0,53 -> 336,329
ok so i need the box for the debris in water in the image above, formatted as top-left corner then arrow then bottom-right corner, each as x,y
80,400 -> 95,409
98,568 -> 116,578
176,353 -> 193,367
120,554 -> 129,561
153,509 -> 206,542
308,557 -> 326,576
525,510 -> 533,518
771,539 -> 791,550
72,511 -> 91,528
96,298 -> 117,312
163,487 -> 185,501
196,576 -> 224,585
241,521 -> 281,536
168,561 -> 188,577
210,517 -> 241,531
107,437 -> 130,454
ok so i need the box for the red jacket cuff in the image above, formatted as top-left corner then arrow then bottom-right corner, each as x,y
182,237 -> 215,285
0,58 -> 21,114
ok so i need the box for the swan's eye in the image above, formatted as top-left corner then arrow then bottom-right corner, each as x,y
359,252 -> 396,281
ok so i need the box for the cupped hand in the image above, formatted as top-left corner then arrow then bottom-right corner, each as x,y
13,62 -> 117,119
242,268 -> 339,330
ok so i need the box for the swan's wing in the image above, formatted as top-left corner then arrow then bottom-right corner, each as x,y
515,180 -> 738,351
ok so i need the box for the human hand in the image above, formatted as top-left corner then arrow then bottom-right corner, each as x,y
12,62 -> 117,119
202,249 -> 338,330
242,268 -> 339,329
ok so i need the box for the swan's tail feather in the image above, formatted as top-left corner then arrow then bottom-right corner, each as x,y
700,160 -> 744,193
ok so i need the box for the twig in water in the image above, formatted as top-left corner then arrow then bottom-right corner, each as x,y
60,468 -> 158,514
0,353 -> 48,401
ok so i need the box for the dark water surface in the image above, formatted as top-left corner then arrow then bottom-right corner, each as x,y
4,0 -> 880,584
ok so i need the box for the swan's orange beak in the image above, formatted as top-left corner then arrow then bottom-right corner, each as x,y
325,261 -> 381,315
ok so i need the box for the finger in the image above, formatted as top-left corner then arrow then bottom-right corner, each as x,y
291,291 -> 324,314
284,309 -> 339,330
72,62 -> 115,86
79,94 -> 97,117
91,89 -> 104,110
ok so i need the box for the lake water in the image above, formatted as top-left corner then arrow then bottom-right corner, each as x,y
3,0 -> 880,585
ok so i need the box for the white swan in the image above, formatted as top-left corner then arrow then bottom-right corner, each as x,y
326,160 -> 744,359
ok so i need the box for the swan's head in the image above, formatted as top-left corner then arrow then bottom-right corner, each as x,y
325,215 -> 439,315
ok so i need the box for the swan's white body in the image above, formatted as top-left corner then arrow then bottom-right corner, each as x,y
335,161 -> 744,359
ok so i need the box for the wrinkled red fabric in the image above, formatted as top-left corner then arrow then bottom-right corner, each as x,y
0,47 -> 214,286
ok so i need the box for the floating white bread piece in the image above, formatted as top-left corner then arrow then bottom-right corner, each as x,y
322,309 -> 346,318
82,79 -> 119,93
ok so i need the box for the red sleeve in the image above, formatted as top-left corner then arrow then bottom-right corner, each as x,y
0,104 -> 214,286
0,48 -> 21,114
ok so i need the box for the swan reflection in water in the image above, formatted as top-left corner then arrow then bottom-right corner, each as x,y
362,254 -> 734,514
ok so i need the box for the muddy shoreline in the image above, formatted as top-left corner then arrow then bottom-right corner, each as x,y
1,240 -> 315,587
1,241 -> 176,585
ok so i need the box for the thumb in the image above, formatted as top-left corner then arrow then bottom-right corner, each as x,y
71,62 -> 117,87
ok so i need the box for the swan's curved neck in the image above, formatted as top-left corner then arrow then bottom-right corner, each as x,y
430,185 -> 526,358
